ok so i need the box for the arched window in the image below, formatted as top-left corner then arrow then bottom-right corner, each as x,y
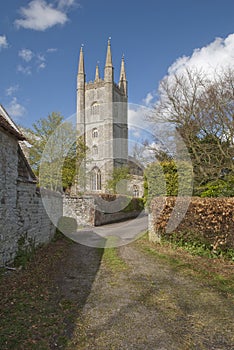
91,167 -> 101,191
92,128 -> 98,138
133,185 -> 139,197
91,102 -> 99,115
92,145 -> 98,155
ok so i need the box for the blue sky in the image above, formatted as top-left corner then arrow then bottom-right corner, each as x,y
0,0 -> 234,128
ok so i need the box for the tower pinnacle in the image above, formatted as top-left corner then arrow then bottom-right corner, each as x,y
95,63 -> 100,81
119,54 -> 126,82
78,46 -> 85,75
104,38 -> 114,82
105,38 -> 113,68
119,54 -> 127,96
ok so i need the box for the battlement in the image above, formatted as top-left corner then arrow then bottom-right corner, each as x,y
85,80 -> 125,95
86,79 -> 105,90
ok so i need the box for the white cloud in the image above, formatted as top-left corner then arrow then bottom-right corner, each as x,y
143,33 -> 234,119
17,64 -> 32,75
47,47 -> 58,53
168,33 -> 234,78
5,85 -> 19,96
57,0 -> 77,9
37,53 -> 46,62
128,104 -> 153,132
19,48 -> 34,62
7,97 -> 26,118
38,62 -> 46,70
128,106 -> 146,130
0,35 -> 8,50
143,91 -> 157,107
36,54 -> 46,70
15,0 -> 68,31
17,51 -> 47,73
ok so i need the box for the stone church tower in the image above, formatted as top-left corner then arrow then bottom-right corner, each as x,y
76,40 -> 128,192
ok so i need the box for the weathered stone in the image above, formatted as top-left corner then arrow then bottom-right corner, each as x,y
0,115 -> 63,265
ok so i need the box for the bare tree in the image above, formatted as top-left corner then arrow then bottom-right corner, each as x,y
148,68 -> 234,188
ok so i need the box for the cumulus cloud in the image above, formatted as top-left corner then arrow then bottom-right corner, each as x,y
143,91 -> 157,107
0,35 -> 8,50
37,53 -> 46,62
19,48 -> 34,62
38,62 -> 46,70
15,0 -> 68,31
17,64 -> 32,75
47,47 -> 58,53
17,49 -> 48,73
128,105 -> 148,130
57,0 -> 77,9
5,85 -> 19,96
7,97 -> 26,118
128,104 -> 155,152
143,33 -> 234,120
36,53 -> 46,70
168,33 -> 234,78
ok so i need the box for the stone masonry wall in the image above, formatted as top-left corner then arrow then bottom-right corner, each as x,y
63,194 -> 144,228
0,128 -> 63,265
63,195 -> 96,227
17,182 -> 62,242
0,131 -> 19,264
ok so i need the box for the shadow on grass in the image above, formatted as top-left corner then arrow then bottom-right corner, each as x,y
0,225 -> 105,350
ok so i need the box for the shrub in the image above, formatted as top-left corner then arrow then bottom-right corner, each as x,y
150,197 -> 234,252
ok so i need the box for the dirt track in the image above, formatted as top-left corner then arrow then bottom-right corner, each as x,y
57,239 -> 234,350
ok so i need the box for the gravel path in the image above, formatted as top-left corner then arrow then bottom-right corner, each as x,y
57,240 -> 234,350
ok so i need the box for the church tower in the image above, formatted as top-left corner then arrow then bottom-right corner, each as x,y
76,39 -> 128,192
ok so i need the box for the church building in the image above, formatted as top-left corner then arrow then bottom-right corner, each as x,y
76,39 -> 143,196
76,39 -> 128,192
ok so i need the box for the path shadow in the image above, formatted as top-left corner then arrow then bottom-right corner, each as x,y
51,229 -> 105,348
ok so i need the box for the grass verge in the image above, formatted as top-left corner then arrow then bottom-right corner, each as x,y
136,233 -> 234,296
101,247 -> 128,272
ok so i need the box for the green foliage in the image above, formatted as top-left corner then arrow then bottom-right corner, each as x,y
144,160 -> 193,204
106,166 -> 132,194
24,113 -> 86,191
123,197 -> 145,213
14,234 -> 36,267
164,231 -> 234,261
27,112 -> 64,176
62,137 -> 87,191
197,174 -> 234,197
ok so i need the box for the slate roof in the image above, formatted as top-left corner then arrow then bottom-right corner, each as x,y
0,114 -> 26,140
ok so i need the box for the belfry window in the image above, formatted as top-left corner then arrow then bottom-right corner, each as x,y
91,167 -> 101,191
92,128 -> 98,138
133,185 -> 139,197
91,102 -> 99,115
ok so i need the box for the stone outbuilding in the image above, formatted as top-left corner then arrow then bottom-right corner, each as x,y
0,105 -> 62,265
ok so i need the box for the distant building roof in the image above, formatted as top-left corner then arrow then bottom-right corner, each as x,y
0,114 -> 25,140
